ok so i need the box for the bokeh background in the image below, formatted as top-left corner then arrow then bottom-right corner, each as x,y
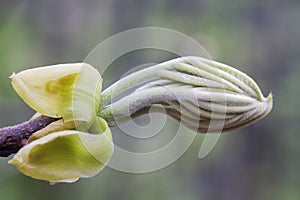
0,0 -> 299,200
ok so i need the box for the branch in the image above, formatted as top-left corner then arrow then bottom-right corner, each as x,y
0,115 -> 59,157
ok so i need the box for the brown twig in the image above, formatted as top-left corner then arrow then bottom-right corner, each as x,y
0,115 -> 59,157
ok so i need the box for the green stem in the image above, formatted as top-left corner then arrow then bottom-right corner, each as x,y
99,57 -> 184,107
99,86 -> 173,123
100,66 -> 159,106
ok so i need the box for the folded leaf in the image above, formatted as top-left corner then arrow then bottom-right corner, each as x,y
9,117 -> 113,183
11,63 -> 102,128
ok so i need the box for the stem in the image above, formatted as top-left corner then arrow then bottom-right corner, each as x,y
98,58 -> 184,120
99,86 -> 172,124
99,57 -> 184,106
100,66 -> 160,106
0,115 -> 59,157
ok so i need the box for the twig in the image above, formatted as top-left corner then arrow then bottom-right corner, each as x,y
0,115 -> 59,157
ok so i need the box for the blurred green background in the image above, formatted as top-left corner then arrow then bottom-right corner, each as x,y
0,0 -> 299,200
